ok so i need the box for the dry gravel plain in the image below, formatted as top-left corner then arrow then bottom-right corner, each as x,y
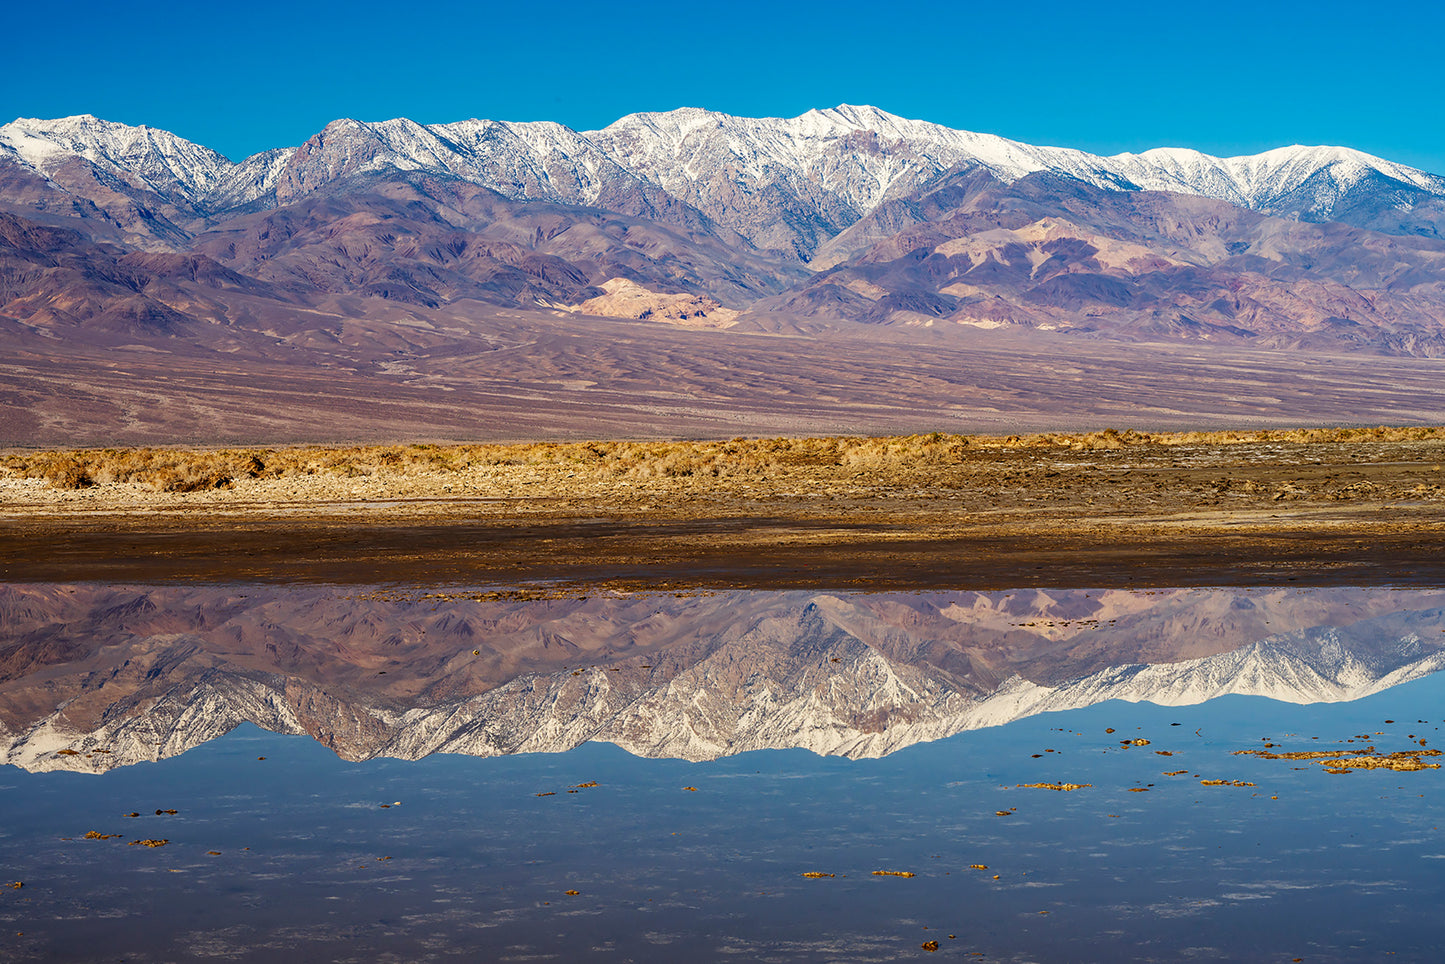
3,428 -> 1444,590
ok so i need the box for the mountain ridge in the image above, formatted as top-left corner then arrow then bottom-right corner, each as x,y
6,106 -> 1443,249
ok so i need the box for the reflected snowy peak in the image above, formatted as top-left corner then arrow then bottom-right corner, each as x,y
3,585 -> 1443,771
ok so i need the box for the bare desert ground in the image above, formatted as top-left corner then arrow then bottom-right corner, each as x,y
7,308 -> 1445,448
3,427 -> 1443,590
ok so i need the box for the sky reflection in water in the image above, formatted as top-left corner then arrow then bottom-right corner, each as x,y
2,586 -> 1445,961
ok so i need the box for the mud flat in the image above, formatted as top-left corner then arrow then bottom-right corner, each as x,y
3,428 -> 1444,589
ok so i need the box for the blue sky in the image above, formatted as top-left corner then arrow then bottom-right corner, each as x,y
7,0 -> 1444,172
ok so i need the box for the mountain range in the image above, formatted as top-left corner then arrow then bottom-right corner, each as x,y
4,585 -> 1443,771
5,106 -> 1445,342
7,106 -> 1445,443
8,107 -> 1444,250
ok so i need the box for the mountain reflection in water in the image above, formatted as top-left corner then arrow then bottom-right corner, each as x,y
5,584 -> 1444,771
6,584 -> 1445,963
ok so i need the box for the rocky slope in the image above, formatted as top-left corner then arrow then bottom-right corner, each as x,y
758,168 -> 1445,353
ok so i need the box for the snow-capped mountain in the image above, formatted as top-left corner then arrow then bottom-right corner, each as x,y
5,106 -> 1443,258
1108,144 -> 1444,212
0,113 -> 233,204
260,115 -> 640,209
585,106 -> 1445,250
8,105 -> 1445,399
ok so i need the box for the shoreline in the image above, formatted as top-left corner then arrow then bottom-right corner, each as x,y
4,429 -> 1444,590
4,515 -> 1444,591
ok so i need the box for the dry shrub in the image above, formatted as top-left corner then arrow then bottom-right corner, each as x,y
834,434 -> 968,472
2,447 -> 257,491
968,425 -> 1445,451
151,465 -> 234,492
26,453 -> 95,489
5,424 -> 1443,493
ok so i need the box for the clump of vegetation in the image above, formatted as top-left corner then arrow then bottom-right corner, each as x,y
4,425 -> 1442,493
21,453 -> 95,489
997,425 -> 1445,451
3,447 -> 263,492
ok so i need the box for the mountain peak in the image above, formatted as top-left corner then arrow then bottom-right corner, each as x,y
0,112 -> 234,199
1103,140 -> 1445,213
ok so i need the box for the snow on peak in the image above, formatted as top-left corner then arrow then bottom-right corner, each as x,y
0,113 -> 233,200
1106,142 -> 1445,213
4,107 -> 1442,228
